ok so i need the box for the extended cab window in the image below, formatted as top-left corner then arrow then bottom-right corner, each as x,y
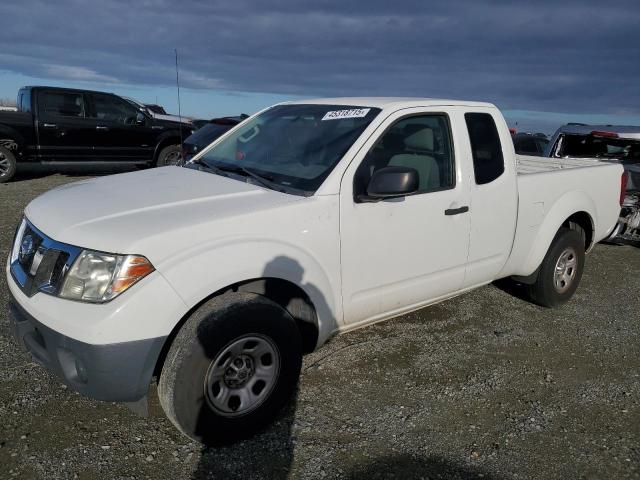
91,94 -> 140,125
354,114 -> 455,197
39,91 -> 86,117
465,112 -> 504,184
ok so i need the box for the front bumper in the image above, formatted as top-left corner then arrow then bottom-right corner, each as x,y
9,289 -> 166,402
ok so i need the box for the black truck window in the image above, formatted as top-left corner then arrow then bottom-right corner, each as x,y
465,112 -> 505,184
40,91 -> 86,117
91,94 -> 139,125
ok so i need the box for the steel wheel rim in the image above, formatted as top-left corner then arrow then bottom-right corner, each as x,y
553,246 -> 578,293
165,151 -> 182,166
0,151 -> 8,176
204,334 -> 280,418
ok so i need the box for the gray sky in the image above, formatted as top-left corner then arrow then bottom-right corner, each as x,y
1,0 -> 639,132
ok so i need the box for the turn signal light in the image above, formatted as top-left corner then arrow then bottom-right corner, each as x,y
109,255 -> 155,295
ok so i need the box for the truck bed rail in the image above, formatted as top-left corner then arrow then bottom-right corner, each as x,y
516,155 -> 606,175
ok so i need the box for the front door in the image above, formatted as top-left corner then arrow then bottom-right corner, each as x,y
340,108 -> 472,327
35,89 -> 96,160
88,93 -> 156,161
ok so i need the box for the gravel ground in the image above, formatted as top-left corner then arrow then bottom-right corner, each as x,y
1,166 -> 639,480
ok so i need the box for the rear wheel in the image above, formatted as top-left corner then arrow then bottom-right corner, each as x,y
0,146 -> 17,183
156,144 -> 182,167
527,227 -> 585,307
158,292 -> 302,445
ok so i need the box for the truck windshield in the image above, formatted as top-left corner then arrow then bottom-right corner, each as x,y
558,134 -> 640,161
194,104 -> 380,195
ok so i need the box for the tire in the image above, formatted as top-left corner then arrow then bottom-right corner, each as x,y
526,227 -> 585,308
158,292 -> 302,445
156,144 -> 182,167
0,146 -> 17,183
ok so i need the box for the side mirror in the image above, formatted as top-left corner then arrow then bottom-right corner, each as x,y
135,112 -> 146,125
363,166 -> 419,201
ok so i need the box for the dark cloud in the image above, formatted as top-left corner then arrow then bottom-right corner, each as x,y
1,0 -> 638,113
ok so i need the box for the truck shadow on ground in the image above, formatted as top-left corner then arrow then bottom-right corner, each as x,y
491,278 -> 533,304
191,395 -> 298,479
344,455 -> 500,480
193,440 -> 500,479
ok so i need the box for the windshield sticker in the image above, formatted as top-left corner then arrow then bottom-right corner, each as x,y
321,108 -> 371,121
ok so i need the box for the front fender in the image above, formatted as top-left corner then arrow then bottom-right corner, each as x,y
159,237 -> 341,347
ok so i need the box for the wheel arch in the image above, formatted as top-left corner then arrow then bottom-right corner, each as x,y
509,189 -> 598,277
563,211 -> 594,252
153,131 -> 182,163
0,125 -> 26,157
523,204 -> 596,276
153,277 -> 320,378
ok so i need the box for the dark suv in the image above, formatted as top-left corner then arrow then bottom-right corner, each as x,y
0,86 -> 194,182
511,132 -> 549,156
181,115 -> 248,163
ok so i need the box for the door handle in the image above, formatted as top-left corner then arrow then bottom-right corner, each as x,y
42,123 -> 57,128
96,125 -> 109,131
444,206 -> 469,216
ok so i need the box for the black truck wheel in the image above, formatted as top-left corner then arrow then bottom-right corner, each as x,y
156,145 -> 182,167
158,292 -> 302,445
0,146 -> 17,183
527,227 -> 585,308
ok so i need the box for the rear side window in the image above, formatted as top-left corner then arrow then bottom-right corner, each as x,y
39,91 -> 86,117
19,90 -> 31,113
465,113 -> 504,184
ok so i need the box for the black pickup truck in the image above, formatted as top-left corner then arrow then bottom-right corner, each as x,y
0,86 -> 194,182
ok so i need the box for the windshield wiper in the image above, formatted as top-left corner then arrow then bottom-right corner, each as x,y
189,157 -> 289,193
213,164 -> 280,190
188,157 -> 218,172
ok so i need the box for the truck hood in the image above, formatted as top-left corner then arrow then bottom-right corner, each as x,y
25,166 -> 304,256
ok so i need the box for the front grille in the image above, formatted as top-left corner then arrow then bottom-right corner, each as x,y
10,219 -> 81,298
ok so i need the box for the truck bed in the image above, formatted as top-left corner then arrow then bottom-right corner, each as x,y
516,154 -> 605,174
501,154 -> 623,279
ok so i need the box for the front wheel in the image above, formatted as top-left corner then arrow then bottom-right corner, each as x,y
526,227 -> 585,308
0,146 -> 17,183
158,293 -> 302,445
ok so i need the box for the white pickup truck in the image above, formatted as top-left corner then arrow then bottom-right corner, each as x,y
7,98 -> 624,444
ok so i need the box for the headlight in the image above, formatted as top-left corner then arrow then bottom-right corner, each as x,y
59,250 -> 154,303
10,218 -> 27,264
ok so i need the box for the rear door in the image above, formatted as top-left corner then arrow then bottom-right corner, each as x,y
462,110 -> 518,287
87,93 -> 156,161
35,89 -> 96,160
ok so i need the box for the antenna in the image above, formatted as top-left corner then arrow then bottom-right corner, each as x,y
175,48 -> 184,155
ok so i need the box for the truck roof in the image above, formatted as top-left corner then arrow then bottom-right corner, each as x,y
20,85 -> 116,96
285,97 -> 495,109
555,123 -> 640,139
